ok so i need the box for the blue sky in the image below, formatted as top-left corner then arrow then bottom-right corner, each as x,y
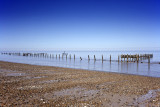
0,0 -> 160,50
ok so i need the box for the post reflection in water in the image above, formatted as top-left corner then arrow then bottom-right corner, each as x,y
94,61 -> 96,70
118,62 -> 120,72
65,57 -> 67,67
127,62 -> 128,73
137,62 -> 139,73
121,61 -> 123,73
80,59 -> 82,69
73,59 -> 75,69
101,62 -> 104,71
88,61 -> 90,70
110,62 -> 111,72
148,63 -> 150,75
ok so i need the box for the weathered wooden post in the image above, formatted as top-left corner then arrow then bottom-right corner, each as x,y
110,55 -> 111,62
80,57 -> 82,60
102,55 -> 103,63
70,54 -> 71,60
148,56 -> 150,63
94,55 -> 96,62
88,55 -> 90,61
137,54 -> 139,63
43,53 -> 45,58
74,54 -> 75,61
118,55 -> 119,63
121,54 -> 122,62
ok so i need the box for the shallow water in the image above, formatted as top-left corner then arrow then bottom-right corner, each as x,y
0,51 -> 160,77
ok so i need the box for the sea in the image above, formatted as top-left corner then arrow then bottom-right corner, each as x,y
0,50 -> 160,77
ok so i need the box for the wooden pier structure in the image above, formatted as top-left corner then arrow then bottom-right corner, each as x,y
1,52 -> 156,64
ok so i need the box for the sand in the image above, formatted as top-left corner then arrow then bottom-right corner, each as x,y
0,61 -> 160,106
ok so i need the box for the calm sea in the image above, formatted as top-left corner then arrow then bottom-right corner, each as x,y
0,50 -> 160,77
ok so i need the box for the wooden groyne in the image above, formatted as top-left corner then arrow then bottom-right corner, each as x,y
121,54 -> 153,63
1,52 -> 157,64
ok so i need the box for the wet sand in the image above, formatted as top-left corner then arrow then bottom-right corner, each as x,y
0,61 -> 160,106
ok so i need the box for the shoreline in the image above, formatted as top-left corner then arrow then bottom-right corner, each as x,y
0,61 -> 160,106
0,60 -> 159,78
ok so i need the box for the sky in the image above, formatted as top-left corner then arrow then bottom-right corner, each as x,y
0,0 -> 160,51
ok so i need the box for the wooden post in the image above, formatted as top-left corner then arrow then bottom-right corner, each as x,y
94,55 -> 96,62
110,55 -> 111,62
80,57 -> 82,60
102,55 -> 103,63
88,55 -> 90,61
70,54 -> 71,60
118,55 -> 119,62
137,54 -> 139,63
148,56 -> 150,63
74,54 -> 75,61
121,54 -> 122,62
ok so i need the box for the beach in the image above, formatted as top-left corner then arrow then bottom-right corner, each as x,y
0,61 -> 160,106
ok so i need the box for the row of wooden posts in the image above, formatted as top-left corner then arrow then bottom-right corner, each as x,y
1,53 -> 152,63
120,54 -> 152,63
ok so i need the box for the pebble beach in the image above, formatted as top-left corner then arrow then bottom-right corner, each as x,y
0,61 -> 160,106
